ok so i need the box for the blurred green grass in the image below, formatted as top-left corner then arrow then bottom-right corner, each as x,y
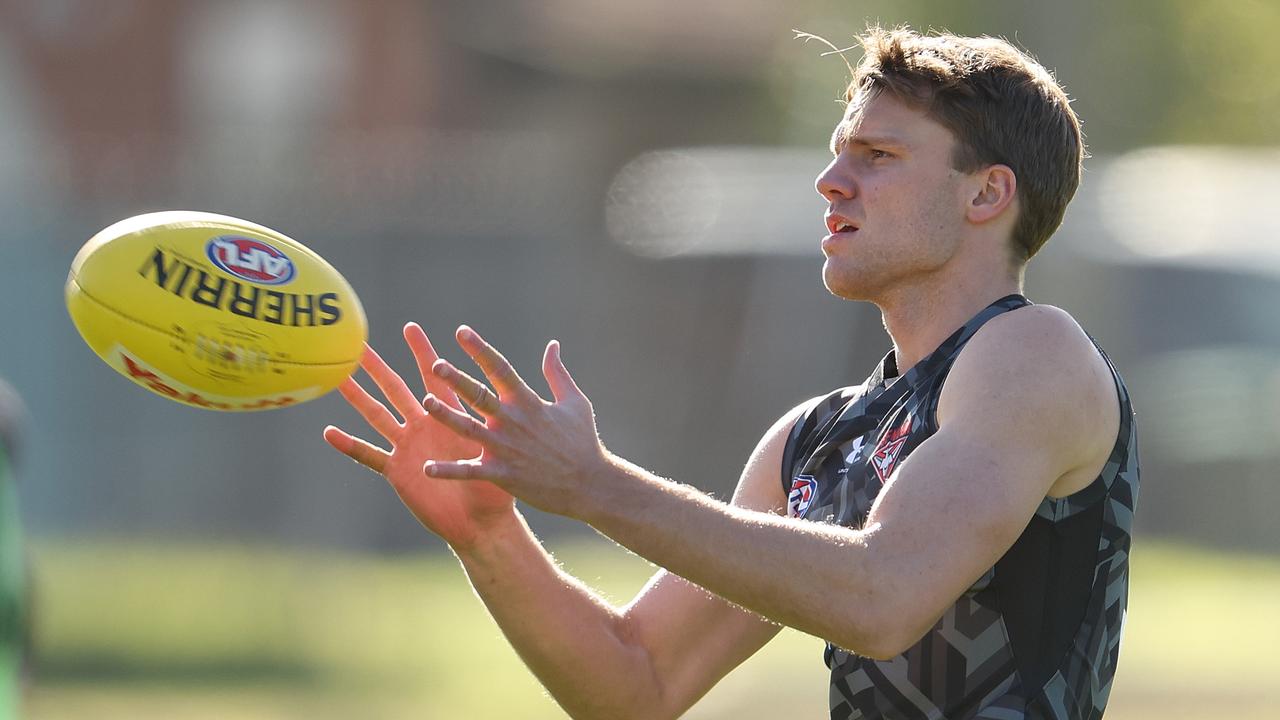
21,537 -> 1280,719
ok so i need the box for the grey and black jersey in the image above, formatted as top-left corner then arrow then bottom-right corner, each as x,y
780,295 -> 1139,720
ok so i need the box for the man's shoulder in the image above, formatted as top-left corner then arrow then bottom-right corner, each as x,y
939,302 -> 1119,469
961,303 -> 1106,382
980,301 -> 1089,342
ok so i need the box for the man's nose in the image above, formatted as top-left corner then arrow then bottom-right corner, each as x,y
815,156 -> 855,201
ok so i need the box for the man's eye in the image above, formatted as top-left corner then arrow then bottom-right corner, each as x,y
870,149 -> 892,160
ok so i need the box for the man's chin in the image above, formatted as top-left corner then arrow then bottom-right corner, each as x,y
822,265 -> 875,302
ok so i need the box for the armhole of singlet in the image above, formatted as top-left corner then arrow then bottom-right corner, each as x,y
998,339 -> 1132,694
1036,337 -> 1132,516
994,497 -> 1105,694
923,331 -> 1130,513
779,390 -> 848,495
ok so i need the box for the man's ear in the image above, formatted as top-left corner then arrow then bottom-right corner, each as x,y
966,164 -> 1017,224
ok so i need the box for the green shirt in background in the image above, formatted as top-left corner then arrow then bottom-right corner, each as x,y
0,445 -> 23,720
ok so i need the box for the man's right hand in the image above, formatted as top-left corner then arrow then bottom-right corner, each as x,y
323,322 -> 517,550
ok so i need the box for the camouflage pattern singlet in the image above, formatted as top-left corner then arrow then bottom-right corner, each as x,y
780,295 -> 1139,720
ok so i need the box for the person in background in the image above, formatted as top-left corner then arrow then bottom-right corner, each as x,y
0,380 -> 27,720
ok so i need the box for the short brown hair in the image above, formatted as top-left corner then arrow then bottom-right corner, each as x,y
845,26 -> 1084,261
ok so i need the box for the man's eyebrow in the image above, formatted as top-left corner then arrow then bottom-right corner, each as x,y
831,131 -> 909,154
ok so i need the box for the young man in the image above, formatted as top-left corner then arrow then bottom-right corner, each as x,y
325,26 -> 1138,720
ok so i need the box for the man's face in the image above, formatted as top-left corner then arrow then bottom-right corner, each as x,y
815,90 -> 971,302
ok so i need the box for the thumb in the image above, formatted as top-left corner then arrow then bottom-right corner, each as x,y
542,340 -> 586,403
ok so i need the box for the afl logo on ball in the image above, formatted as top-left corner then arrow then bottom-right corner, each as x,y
788,475 -> 817,518
206,236 -> 296,286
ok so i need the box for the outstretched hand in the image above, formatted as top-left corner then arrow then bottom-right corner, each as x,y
323,323 -> 517,548
420,325 -> 612,520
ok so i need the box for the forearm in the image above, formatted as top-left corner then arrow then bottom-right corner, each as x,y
583,455 -> 890,655
454,512 -> 664,720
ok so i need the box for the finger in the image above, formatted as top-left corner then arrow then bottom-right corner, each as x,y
338,377 -> 400,441
424,392 -> 493,440
423,458 -> 502,482
361,344 -> 426,421
323,425 -> 389,474
432,360 -> 502,417
403,322 -> 464,411
543,340 -> 586,404
455,326 -> 540,403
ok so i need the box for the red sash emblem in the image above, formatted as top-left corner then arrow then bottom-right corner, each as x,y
871,416 -> 913,482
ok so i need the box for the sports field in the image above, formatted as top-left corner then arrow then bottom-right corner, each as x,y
22,537 -> 1278,719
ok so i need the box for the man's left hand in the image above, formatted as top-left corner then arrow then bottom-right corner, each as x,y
422,325 -> 614,519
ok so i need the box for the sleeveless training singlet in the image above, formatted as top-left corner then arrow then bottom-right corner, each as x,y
779,295 -> 1139,720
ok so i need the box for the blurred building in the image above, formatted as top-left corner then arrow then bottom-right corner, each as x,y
0,0 -> 1276,554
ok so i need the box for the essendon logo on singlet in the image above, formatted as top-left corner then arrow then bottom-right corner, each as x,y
871,416 -> 913,482
788,475 -> 817,518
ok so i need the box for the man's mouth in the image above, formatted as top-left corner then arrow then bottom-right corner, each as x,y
825,213 -> 860,235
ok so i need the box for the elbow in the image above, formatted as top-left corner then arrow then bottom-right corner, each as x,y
826,536 -> 940,661
564,694 -> 679,720
567,707 -> 676,720
830,621 -> 921,663
855,626 -> 920,662
827,622 -> 909,662
828,587 -> 930,662
560,684 -> 676,720
585,616 -> 678,720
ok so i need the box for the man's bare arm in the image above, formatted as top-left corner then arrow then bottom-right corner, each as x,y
422,308 -> 1117,659
449,400 -> 811,720
326,326 -> 818,719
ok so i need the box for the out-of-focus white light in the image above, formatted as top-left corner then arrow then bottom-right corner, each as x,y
605,151 -> 721,258
606,147 -> 828,257
1099,146 -> 1280,271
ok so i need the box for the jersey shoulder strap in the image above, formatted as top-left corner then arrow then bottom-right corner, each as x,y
779,386 -> 861,494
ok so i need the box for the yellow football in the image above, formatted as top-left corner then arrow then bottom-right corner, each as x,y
66,211 -> 367,411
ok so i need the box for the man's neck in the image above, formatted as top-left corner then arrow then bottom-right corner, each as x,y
878,274 -> 1023,374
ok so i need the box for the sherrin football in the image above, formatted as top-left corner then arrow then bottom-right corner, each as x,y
66,211 -> 367,411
